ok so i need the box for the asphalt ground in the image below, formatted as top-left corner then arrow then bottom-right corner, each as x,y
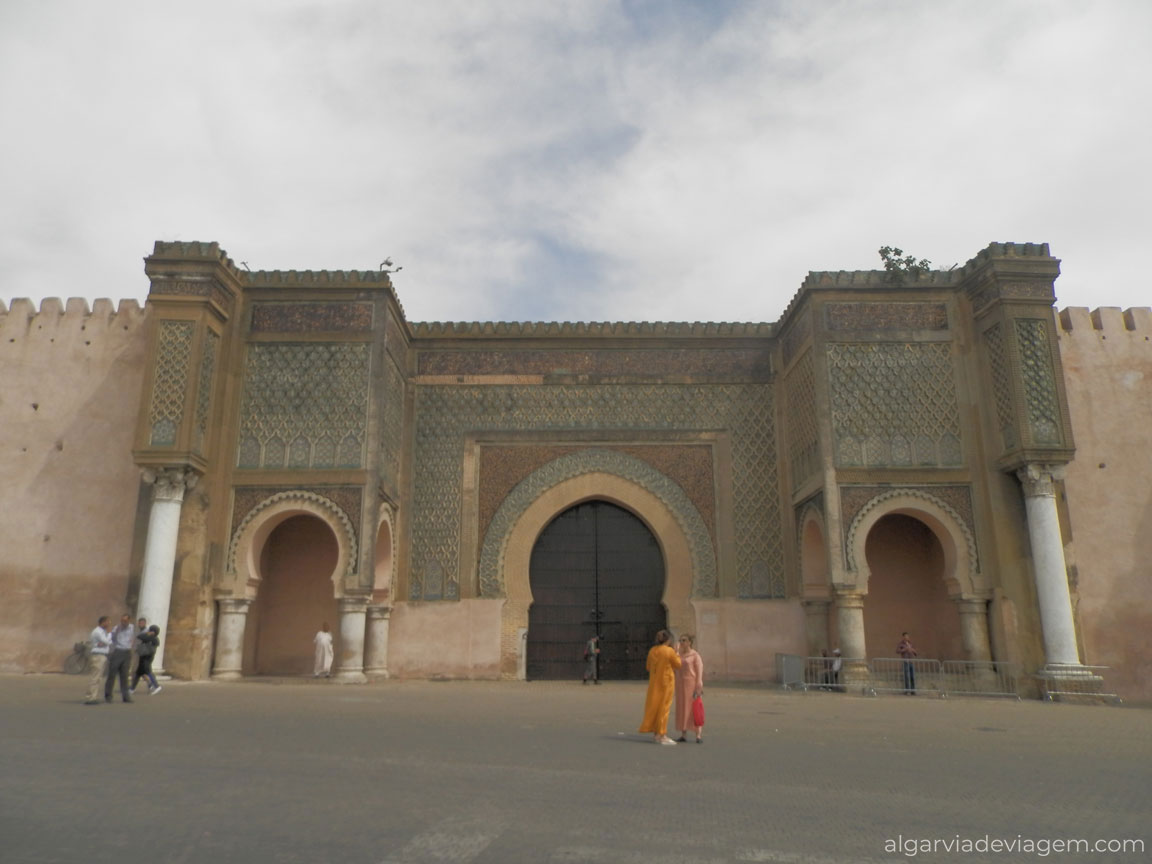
1,674 -> 1148,864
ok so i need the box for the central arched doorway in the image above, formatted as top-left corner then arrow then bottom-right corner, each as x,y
527,500 -> 666,680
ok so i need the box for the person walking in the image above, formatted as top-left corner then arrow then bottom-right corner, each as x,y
313,622 -> 334,677
673,634 -> 705,743
638,630 -> 682,745
83,616 -> 112,705
897,631 -> 918,695
582,634 -> 601,685
132,625 -> 162,694
105,614 -> 135,703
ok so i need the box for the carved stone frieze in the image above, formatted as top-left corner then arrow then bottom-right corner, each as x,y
825,302 -> 949,332
250,303 -> 374,334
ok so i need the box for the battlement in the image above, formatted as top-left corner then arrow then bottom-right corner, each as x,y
409,320 -> 774,340
0,297 -> 148,345
1058,307 -> 1152,338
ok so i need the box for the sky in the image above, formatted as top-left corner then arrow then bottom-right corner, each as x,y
1,0 -> 1148,324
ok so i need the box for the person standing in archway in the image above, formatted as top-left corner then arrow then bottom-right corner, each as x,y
897,631 -> 918,695
638,630 -> 681,745
674,634 -> 704,743
313,622 -> 334,677
583,634 -> 601,685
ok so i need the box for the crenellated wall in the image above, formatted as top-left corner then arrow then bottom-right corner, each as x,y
1057,306 -> 1152,702
0,298 -> 150,672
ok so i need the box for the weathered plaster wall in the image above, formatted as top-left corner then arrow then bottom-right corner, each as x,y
0,298 -> 149,672
387,599 -> 504,679
691,598 -> 806,681
1058,307 -> 1152,703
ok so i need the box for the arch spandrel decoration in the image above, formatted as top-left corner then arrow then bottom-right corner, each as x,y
478,448 -> 717,599
226,490 -> 359,598
844,488 -> 982,597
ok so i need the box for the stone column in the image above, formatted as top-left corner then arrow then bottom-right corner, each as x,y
363,605 -> 392,678
801,599 -> 831,656
211,597 -> 251,680
1017,464 -> 1081,667
334,595 -> 369,683
136,467 -> 197,672
833,589 -> 867,660
956,597 -> 993,662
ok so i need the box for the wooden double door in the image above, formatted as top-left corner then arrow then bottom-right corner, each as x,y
527,501 -> 666,680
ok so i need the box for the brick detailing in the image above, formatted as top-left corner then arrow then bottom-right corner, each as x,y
236,343 -> 370,469
825,302 -> 948,332
780,312 -> 811,369
477,449 -> 718,599
417,348 -> 770,379
827,342 -> 962,468
983,324 -> 1018,451
840,484 -> 978,572
193,330 -> 219,454
250,303 -> 373,333
411,383 -> 781,601
149,279 -> 234,313
785,349 -> 819,488
1014,318 -> 1063,446
148,321 -> 195,446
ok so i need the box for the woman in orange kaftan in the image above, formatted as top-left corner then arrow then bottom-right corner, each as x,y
673,634 -> 704,743
638,630 -> 682,745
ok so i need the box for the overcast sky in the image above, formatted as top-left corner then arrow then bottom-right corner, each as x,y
1,0 -> 1148,323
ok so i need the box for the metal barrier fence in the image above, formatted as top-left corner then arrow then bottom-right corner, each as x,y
777,654 -> 1022,698
867,657 -> 943,696
1037,664 -> 1122,704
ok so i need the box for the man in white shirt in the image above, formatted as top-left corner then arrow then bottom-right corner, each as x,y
84,616 -> 112,704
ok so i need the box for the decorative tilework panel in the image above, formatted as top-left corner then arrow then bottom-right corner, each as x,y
410,383 -> 782,601
785,349 -> 819,488
236,343 -> 370,469
149,321 -> 195,447
828,342 -> 962,468
1014,319 -> 1063,446
983,324 -> 1017,451
193,330 -> 219,454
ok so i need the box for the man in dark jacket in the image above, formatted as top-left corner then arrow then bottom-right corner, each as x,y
131,625 -> 162,695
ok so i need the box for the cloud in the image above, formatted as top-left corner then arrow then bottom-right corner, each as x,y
1,0 -> 1149,321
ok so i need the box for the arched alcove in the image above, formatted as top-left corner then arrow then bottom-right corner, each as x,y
243,514 -> 340,675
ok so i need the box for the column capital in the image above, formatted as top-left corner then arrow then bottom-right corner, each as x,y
831,586 -> 865,607
1016,463 -> 1066,498
141,466 -> 200,502
367,604 -> 392,621
217,597 -> 253,615
338,595 -> 370,614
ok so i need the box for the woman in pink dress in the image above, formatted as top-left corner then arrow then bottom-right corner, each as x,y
674,634 -> 704,743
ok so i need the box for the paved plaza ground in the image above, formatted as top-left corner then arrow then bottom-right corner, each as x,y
1,674 -> 1148,864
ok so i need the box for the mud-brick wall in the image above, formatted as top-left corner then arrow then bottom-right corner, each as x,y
0,298 -> 150,672
1058,306 -> 1152,703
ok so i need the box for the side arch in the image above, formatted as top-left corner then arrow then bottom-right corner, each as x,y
226,490 -> 358,599
844,488 -> 983,598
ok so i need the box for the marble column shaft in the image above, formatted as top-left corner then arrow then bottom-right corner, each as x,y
136,467 -> 195,672
211,598 -> 251,680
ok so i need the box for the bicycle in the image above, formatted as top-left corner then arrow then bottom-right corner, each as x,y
63,641 -> 91,675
